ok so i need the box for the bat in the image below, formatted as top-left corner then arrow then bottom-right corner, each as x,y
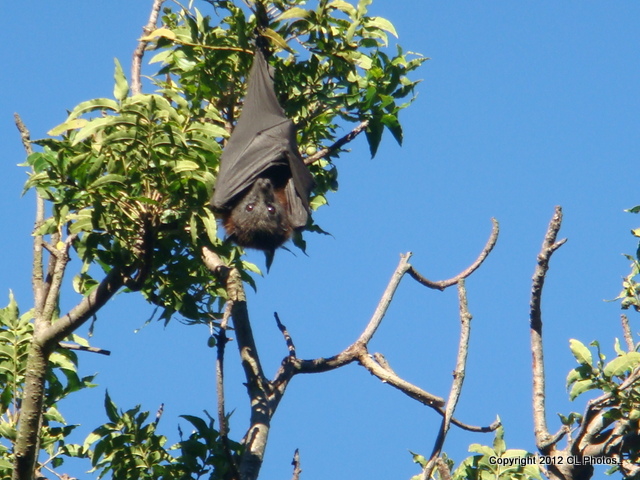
210,50 -> 315,255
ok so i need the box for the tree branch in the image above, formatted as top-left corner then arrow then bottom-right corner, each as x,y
58,342 -> 111,356
408,218 -> 499,291
421,279 -> 473,479
304,120 -> 370,165
530,206 -> 566,449
131,0 -> 165,96
621,314 -> 634,351
290,449 -> 302,480
41,268 -> 125,345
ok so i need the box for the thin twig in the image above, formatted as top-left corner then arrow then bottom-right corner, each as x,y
408,218 -> 499,291
215,304 -> 240,480
274,312 -> 296,357
530,206 -> 566,450
15,114 -> 46,320
621,314 -> 635,351
422,279 -> 473,479
304,119 -> 370,165
58,343 -> 111,356
357,252 -> 412,345
131,0 -> 165,95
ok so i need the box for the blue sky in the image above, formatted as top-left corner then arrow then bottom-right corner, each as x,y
2,1 -> 640,479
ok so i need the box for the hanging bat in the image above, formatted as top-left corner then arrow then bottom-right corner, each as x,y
210,50 -> 315,255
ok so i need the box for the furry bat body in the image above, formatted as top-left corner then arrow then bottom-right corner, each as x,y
210,50 -> 314,254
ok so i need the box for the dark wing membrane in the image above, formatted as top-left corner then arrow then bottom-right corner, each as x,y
212,51 -> 314,213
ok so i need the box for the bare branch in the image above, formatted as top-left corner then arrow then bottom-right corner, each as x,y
214,305 -> 240,480
274,312 -> 296,357
530,206 -> 566,449
357,252 -> 412,345
58,342 -> 111,356
13,113 -> 33,156
359,350 -> 445,407
421,279 -> 473,479
408,218 -> 499,291
290,449 -> 302,480
622,314 -> 635,351
304,120 -> 370,165
131,0 -> 165,95
15,114 -> 47,320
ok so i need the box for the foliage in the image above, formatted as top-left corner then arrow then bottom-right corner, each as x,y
11,1 -> 425,478
22,0 -> 424,326
0,293 -> 95,478
619,205 -> 640,312
410,425 -> 541,480
83,393 -> 242,480
564,338 -> 640,472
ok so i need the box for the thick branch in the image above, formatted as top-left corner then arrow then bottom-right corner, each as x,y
408,218 -> 499,291
530,206 -> 566,449
40,268 -> 125,345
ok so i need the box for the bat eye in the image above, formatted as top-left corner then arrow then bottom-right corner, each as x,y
245,203 -> 255,212
267,204 -> 276,214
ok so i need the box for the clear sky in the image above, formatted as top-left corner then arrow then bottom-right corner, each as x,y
2,1 -> 639,479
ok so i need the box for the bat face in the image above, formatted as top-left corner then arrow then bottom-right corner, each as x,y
223,177 -> 292,252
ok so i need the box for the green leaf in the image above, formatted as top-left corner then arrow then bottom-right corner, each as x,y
381,113 -> 403,145
366,16 -> 398,38
65,98 -> 120,121
48,118 -> 89,136
72,116 -> 115,145
566,364 -> 592,388
328,0 -> 357,18
262,28 -> 293,53
173,160 -> 200,173
113,58 -> 129,101
603,352 -> 640,378
365,117 -> 383,157
140,27 -> 177,42
468,444 -> 495,457
569,378 -> 594,401
492,425 -> 506,456
409,450 -> 427,467
357,0 -> 373,17
200,209 -> 218,245
276,7 -> 310,21
569,339 -> 593,366
104,391 -> 120,423
88,174 -> 127,190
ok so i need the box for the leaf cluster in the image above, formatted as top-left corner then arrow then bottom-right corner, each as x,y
410,425 -> 541,480
84,393 -> 241,480
619,205 -> 640,311
25,64 -> 231,323
0,294 -> 96,477
22,0 -> 424,325
565,338 -> 640,470
451,425 -> 541,480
